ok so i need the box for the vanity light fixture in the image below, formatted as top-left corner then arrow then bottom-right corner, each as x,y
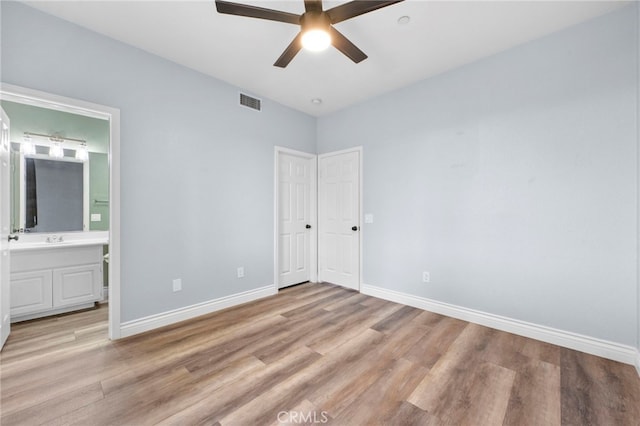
21,134 -> 36,156
23,131 -> 89,160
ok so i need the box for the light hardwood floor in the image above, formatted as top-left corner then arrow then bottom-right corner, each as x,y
1,282 -> 639,425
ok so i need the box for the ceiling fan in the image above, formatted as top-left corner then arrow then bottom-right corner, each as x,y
215,0 -> 405,68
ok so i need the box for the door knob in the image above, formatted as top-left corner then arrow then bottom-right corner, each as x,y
352,226 -> 358,231
8,234 -> 19,242
306,224 -> 311,229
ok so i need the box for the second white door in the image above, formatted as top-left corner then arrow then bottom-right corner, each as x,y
318,149 -> 360,290
278,152 -> 315,289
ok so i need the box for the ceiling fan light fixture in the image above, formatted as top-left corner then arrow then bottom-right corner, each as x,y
302,29 -> 331,52
215,0 -> 405,67
300,12 -> 332,52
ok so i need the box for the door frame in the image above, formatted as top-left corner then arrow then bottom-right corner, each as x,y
317,146 -> 363,291
0,83 -> 122,339
274,146 -> 317,291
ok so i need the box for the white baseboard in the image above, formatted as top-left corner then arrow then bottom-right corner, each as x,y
361,283 -> 638,366
119,285 -> 277,338
636,351 -> 640,376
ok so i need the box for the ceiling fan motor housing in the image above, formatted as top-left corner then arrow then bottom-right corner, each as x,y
300,11 -> 331,33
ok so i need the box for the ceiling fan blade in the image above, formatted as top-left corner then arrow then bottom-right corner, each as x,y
304,0 -> 323,13
215,0 -> 300,25
274,33 -> 303,68
329,26 -> 367,63
326,0 -> 404,24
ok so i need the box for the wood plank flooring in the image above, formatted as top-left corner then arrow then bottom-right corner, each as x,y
1,282 -> 639,425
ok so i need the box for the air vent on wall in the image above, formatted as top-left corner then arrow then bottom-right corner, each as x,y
239,93 -> 261,111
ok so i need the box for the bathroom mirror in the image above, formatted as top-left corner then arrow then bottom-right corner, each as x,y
22,155 -> 85,232
1,100 -> 110,233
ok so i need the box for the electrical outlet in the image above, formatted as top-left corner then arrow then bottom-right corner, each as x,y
172,278 -> 182,292
237,267 -> 245,278
422,271 -> 430,283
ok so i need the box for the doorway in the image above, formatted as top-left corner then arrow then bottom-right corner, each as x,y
274,146 -> 362,293
0,84 -> 121,343
274,147 -> 317,289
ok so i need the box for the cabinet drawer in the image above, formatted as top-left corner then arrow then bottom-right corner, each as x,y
11,245 -> 103,272
53,264 -> 102,308
10,270 -> 53,316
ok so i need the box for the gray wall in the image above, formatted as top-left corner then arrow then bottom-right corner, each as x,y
637,2 -> 640,360
318,5 -> 638,347
2,1 -> 638,349
1,2 -> 316,322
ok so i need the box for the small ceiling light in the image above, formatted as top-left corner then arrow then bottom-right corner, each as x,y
49,142 -> 64,159
311,98 -> 323,105
75,142 -> 89,161
397,15 -> 410,25
21,134 -> 36,156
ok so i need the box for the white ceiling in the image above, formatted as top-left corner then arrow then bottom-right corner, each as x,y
23,1 -> 628,117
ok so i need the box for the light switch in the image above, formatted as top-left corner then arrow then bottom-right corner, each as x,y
91,213 -> 101,222
364,214 -> 374,224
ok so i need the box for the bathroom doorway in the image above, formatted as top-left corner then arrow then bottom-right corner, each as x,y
0,84 -> 120,341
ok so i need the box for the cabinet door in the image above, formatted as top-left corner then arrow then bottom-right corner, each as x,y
10,270 -> 53,316
53,264 -> 102,308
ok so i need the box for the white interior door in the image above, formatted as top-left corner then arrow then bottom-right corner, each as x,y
318,149 -> 360,290
277,151 -> 316,289
1,107 -> 12,350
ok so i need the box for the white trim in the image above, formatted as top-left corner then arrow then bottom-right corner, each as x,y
0,87 -> 109,120
636,351 -> 640,376
361,283 -> 638,366
108,109 -> 121,339
120,285 -> 276,338
83,157 -> 90,231
0,83 -> 121,340
274,147 -> 318,291
358,148 -> 363,292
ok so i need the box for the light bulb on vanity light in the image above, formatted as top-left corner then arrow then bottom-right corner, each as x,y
21,135 -> 36,156
49,142 -> 64,158
75,142 -> 89,161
